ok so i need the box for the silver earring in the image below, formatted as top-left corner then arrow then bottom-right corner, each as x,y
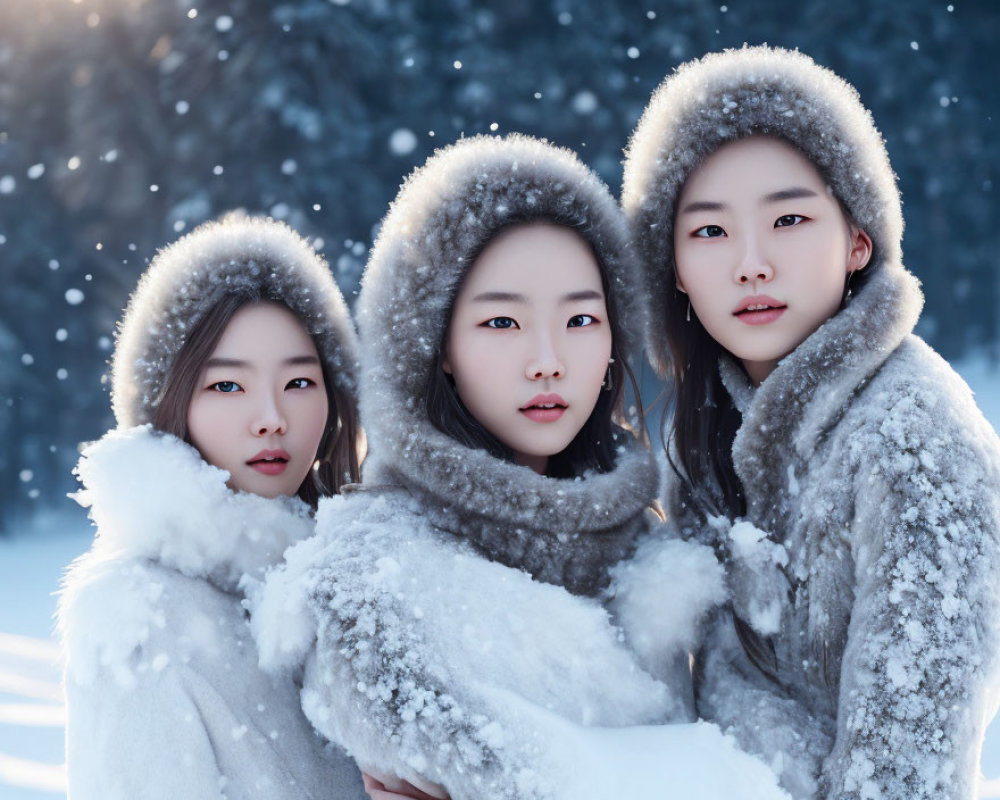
845,271 -> 855,300
686,299 -> 692,323
602,358 -> 615,391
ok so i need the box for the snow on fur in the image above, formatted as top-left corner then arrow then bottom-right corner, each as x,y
111,215 -> 358,428
253,488 -> 735,800
608,530 -> 726,679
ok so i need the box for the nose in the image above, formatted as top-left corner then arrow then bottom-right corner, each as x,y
525,332 -> 565,381
251,391 -> 287,436
735,235 -> 774,285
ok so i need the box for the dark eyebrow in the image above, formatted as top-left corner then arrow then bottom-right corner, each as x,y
472,291 -> 528,303
763,187 -> 818,203
205,355 -> 320,368
205,357 -> 249,368
679,200 -> 726,214
561,290 -> 604,303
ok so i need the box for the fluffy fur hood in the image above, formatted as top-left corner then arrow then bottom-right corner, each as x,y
622,45 -> 905,375
112,215 -> 358,427
355,134 -> 657,595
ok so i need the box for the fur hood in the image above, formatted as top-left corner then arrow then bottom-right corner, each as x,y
622,45 -> 905,375
112,215 -> 358,427
355,134 -> 657,596
66,425 -> 314,593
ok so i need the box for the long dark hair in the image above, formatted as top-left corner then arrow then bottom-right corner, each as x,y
150,292 -> 362,508
664,146 -> 877,681
426,220 -> 644,478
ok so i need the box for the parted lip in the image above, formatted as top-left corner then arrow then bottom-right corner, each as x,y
247,449 -> 290,464
520,393 -> 567,411
733,294 -> 786,315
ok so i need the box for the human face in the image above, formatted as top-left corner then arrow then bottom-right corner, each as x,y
187,303 -> 329,498
441,223 -> 613,475
674,136 -> 872,385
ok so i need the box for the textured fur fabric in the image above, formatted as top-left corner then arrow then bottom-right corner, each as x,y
58,427 -> 365,799
357,134 -> 656,595
691,265 -> 1000,799
112,215 -> 358,427
622,45 -> 902,375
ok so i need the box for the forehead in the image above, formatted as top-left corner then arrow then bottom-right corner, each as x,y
460,223 -> 604,295
212,302 -> 316,356
683,136 -> 828,198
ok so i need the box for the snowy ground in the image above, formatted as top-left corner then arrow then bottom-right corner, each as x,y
4,352 -> 1000,799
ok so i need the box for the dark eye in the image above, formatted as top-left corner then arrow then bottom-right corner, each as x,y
775,214 -> 806,228
693,224 -> 726,238
484,317 -> 518,329
209,381 -> 242,393
568,314 -> 597,328
286,378 -> 316,390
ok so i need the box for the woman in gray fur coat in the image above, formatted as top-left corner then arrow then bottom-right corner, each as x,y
623,45 -> 1000,799
58,216 -> 367,799
250,135 -> 786,800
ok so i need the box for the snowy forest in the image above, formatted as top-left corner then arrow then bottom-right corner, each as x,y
1,0 -> 997,535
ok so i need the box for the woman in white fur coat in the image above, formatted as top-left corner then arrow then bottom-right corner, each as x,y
623,46 -> 1000,799
57,216 -> 367,799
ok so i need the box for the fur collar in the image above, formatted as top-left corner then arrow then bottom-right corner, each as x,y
724,264 -> 923,510
71,425 -> 315,593
367,438 -> 658,597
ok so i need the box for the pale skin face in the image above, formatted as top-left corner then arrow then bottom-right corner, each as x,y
186,302 -> 329,498
441,222 -> 613,475
674,136 -> 873,385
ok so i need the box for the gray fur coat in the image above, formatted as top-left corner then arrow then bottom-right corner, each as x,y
665,264 -> 1000,799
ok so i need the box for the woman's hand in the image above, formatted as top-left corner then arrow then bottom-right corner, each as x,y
361,772 -> 450,800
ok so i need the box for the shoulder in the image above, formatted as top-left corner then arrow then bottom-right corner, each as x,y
59,549 -> 235,688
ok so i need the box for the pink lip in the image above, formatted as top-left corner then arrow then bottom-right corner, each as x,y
733,294 -> 787,325
247,449 -> 290,475
520,393 -> 567,424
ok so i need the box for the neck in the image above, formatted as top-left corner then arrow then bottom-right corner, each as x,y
517,453 -> 550,475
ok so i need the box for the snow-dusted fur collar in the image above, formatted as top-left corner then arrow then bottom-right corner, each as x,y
69,425 -> 314,592
622,45 -> 903,375
355,134 -> 656,596
112,216 -> 358,427
721,264 -> 922,503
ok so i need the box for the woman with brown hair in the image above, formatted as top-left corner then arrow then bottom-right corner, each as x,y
57,215 -> 367,799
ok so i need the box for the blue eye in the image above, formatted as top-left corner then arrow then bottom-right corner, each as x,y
693,224 -> 726,238
568,314 -> 597,328
484,317 -> 518,329
209,381 -> 242,393
286,378 -> 316,390
775,214 -> 806,228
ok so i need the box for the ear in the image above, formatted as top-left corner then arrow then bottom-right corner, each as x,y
847,227 -> 873,273
440,350 -> 452,376
675,280 -> 688,294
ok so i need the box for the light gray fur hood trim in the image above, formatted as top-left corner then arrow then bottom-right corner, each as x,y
356,134 -> 657,596
112,215 -> 358,427
622,45 -> 903,375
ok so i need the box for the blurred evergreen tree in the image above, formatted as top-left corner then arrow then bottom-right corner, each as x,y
0,0 -> 996,533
